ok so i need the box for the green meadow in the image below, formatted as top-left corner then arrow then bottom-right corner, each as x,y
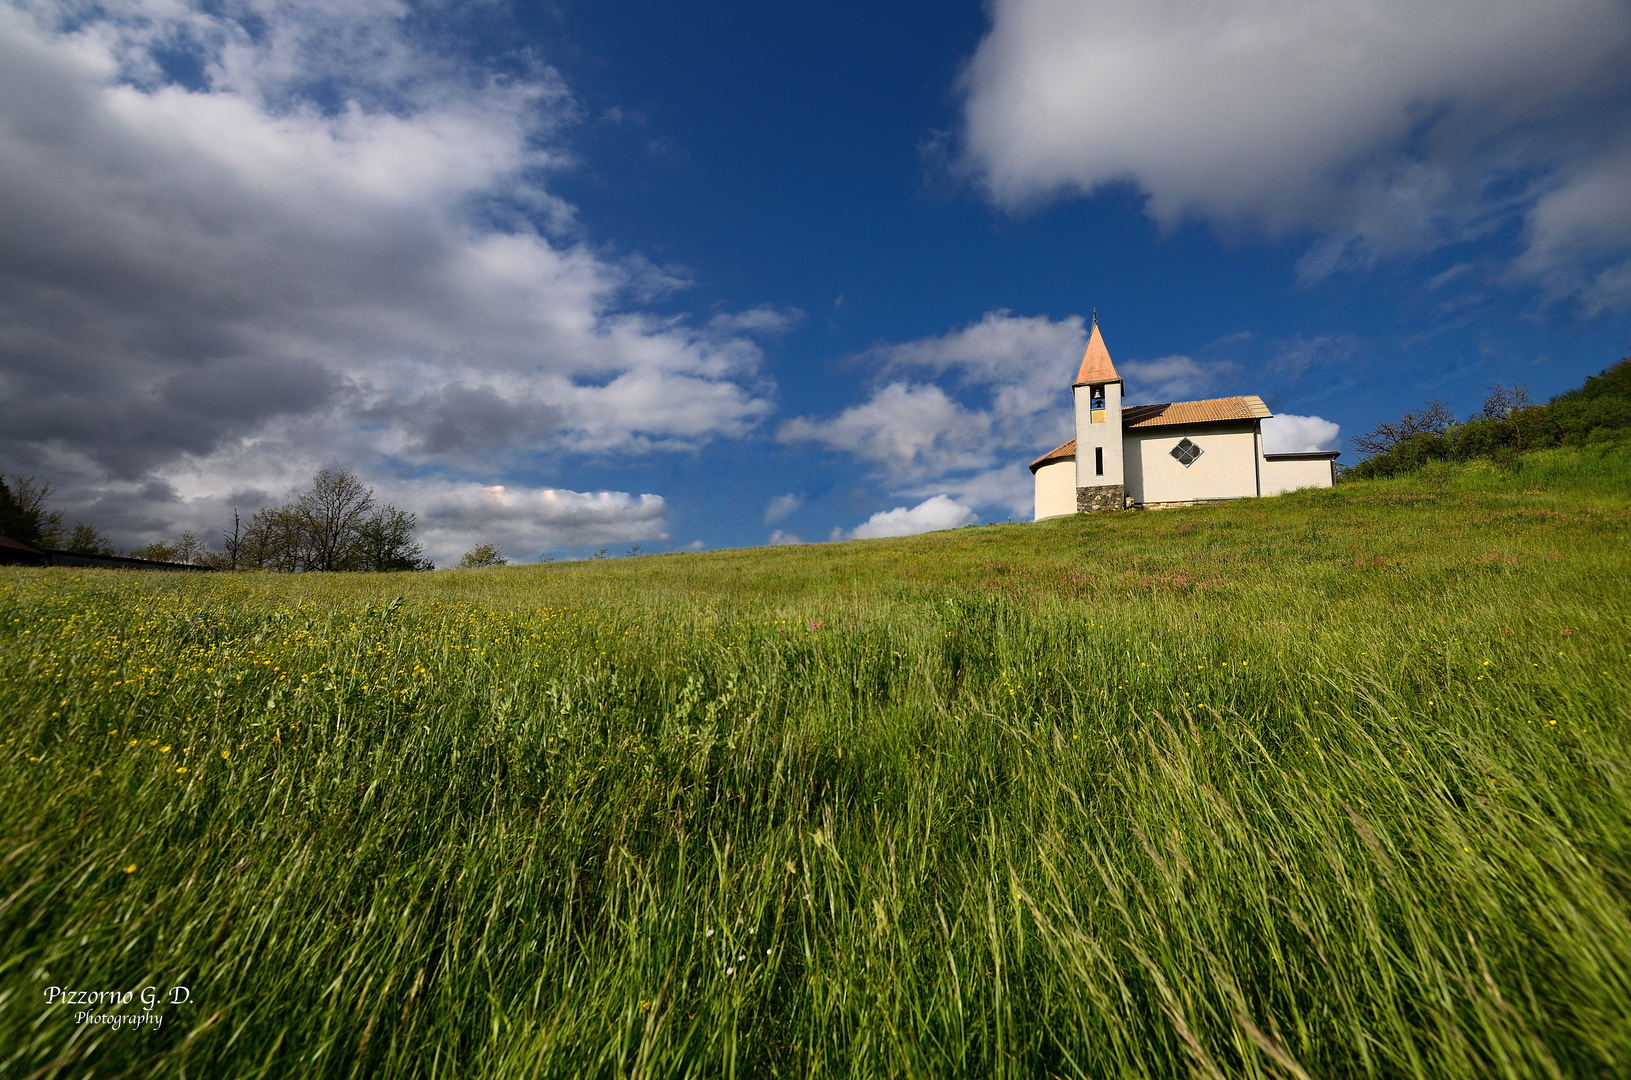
3,444 -> 1629,1078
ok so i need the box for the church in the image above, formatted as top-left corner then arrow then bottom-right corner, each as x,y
1030,319 -> 1338,519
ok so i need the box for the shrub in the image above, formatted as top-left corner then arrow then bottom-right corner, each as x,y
1345,358 -> 1631,480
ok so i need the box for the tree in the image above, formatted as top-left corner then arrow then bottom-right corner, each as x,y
129,540 -> 179,563
1351,399 -> 1456,457
197,511 -> 246,570
223,511 -> 244,569
173,530 -> 205,565
1479,382 -> 1535,420
297,467 -> 376,572
353,507 -> 434,571
239,505 -> 305,572
223,469 -> 432,573
0,475 -> 64,548
2,474 -> 123,555
459,543 -> 507,568
64,522 -> 117,556
0,477 -> 40,545
128,530 -> 204,564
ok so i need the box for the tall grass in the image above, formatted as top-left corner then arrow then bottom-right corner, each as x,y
2,447 -> 1629,1078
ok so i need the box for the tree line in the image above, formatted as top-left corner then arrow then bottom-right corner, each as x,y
0,467 -> 511,571
1344,358 -> 1631,480
207,468 -> 434,571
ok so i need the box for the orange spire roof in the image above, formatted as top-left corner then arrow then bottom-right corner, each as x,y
1072,318 -> 1120,386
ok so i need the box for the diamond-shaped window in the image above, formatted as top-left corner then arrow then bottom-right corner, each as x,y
1170,437 -> 1203,467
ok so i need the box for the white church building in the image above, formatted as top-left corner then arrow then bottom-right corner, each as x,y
1030,319 -> 1338,519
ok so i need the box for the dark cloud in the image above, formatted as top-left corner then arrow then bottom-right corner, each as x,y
370,384 -> 562,456
0,0 -> 778,551
0,355 -> 343,478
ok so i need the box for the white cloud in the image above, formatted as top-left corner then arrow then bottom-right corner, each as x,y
708,305 -> 803,336
1269,334 -> 1363,377
410,483 -> 668,564
1513,136 -> 1631,310
1119,355 -> 1242,403
910,464 -> 1035,519
1518,143 -> 1631,265
959,0 -> 1631,276
846,495 -> 977,540
1262,413 -> 1341,453
874,309 -> 1088,414
1576,262 -> 1631,314
780,382 -> 994,479
778,311 -> 1082,497
766,529 -> 804,545
763,492 -> 804,524
0,0 -> 777,544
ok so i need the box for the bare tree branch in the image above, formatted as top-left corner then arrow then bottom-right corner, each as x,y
296,467 -> 376,572
1351,399 -> 1455,457
1479,383 -> 1535,420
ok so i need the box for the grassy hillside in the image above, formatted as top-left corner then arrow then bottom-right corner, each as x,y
3,443 -> 1629,1078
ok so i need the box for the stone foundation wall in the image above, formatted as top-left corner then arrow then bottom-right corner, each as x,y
1076,484 -> 1127,513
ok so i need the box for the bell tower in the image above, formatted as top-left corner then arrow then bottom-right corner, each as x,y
1072,313 -> 1125,512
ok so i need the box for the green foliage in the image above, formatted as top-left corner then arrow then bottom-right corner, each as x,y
127,540 -> 179,563
353,506 -> 435,572
1348,358 -> 1631,480
1,474 -> 120,556
1550,356 -> 1631,406
238,469 -> 432,572
63,522 -> 117,557
128,532 -> 208,565
0,475 -> 64,548
2,451 -> 1629,1078
458,542 -> 508,569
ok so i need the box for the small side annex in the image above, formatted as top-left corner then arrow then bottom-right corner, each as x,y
1028,319 -> 1338,519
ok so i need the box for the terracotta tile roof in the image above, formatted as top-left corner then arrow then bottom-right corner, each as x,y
1072,322 -> 1120,386
1123,395 -> 1272,429
1029,438 -> 1075,473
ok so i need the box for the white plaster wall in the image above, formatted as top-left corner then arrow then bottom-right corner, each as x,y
1074,381 -> 1123,488
1124,432 -> 1146,503
1033,459 -> 1077,519
1261,457 -> 1335,495
1127,426 -> 1258,505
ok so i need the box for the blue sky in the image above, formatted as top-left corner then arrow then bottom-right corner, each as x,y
3,0 -> 1629,561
